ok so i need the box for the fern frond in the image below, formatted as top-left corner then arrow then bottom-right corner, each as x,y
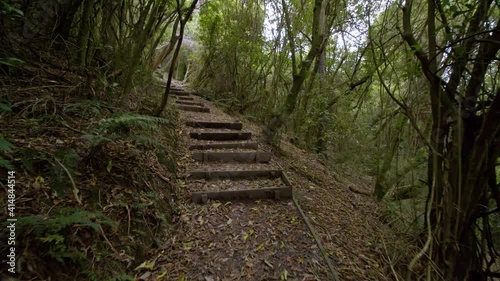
129,135 -> 166,150
15,210 -> 116,236
81,134 -> 113,146
0,156 -> 14,169
99,114 -> 169,134
0,137 -> 15,152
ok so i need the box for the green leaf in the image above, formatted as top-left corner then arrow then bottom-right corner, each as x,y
0,157 -> 14,170
280,269 -> 288,280
106,160 -> 113,173
0,57 -> 24,67
39,234 -> 65,244
134,259 -> 155,271
453,45 -> 465,57
0,137 -> 15,152
0,103 -> 12,112
0,1 -> 24,16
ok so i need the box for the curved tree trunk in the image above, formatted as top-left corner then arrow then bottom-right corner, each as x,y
402,0 -> 500,279
154,0 -> 198,117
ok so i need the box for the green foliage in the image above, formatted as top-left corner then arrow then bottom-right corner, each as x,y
0,56 -> 24,67
11,209 -> 115,264
0,136 -> 14,151
100,114 -> 169,134
194,0 -> 268,109
82,113 -> 170,149
51,149 -> 79,195
0,102 -> 12,112
0,0 -> 25,68
17,209 -> 115,235
39,234 -> 86,263
63,99 -> 110,118
0,1 -> 24,17
0,136 -> 15,169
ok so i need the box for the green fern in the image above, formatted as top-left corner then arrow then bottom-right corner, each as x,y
5,210 -> 114,265
82,113 -> 169,149
99,114 -> 170,134
0,102 -> 12,112
64,99 -> 108,118
15,209 -> 116,236
0,136 -> 14,152
132,135 -> 166,149
81,134 -> 113,147
0,137 -> 14,169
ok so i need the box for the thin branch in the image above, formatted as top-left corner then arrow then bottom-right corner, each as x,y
53,157 -> 82,205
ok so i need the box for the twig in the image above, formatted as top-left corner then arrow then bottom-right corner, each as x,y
154,169 -> 171,183
125,204 -> 131,236
381,236 -> 401,281
57,117 -> 88,134
53,157 -> 82,205
99,224 -> 120,256
293,197 -> 340,281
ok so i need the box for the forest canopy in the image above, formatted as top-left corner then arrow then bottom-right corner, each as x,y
0,0 -> 499,280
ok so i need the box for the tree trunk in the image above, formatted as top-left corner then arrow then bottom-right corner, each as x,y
151,18 -> 180,70
264,0 -> 326,144
1,0 -> 82,55
402,0 -> 500,279
154,0 -> 198,117
77,0 -> 93,68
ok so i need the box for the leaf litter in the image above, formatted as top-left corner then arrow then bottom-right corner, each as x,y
144,88 -> 402,280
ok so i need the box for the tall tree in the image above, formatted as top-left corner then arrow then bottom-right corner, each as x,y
155,0 -> 198,116
263,0 -> 332,144
401,0 -> 500,279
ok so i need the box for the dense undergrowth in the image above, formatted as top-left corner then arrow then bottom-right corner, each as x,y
0,46 -> 180,280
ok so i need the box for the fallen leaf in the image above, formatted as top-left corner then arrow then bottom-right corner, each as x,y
255,243 -> 264,252
139,271 -> 151,280
134,259 -> 155,271
264,259 -> 274,269
280,269 -> 288,280
183,241 -> 194,251
244,228 -> 254,241
157,272 -> 167,279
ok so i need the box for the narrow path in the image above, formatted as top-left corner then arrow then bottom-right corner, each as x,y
155,83 -> 335,280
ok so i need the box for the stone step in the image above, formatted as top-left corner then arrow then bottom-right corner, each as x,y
189,132 -> 251,140
171,89 -> 196,95
189,142 -> 259,150
192,151 -> 272,163
192,186 -> 293,204
176,101 -> 204,106
175,96 -> 194,101
186,121 -> 243,130
189,169 -> 282,180
170,91 -> 190,97
178,106 -> 210,113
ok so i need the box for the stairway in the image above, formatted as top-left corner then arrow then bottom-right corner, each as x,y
162,82 -> 332,280
170,85 -> 293,204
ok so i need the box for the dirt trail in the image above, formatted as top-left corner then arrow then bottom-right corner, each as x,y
148,82 -> 395,281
